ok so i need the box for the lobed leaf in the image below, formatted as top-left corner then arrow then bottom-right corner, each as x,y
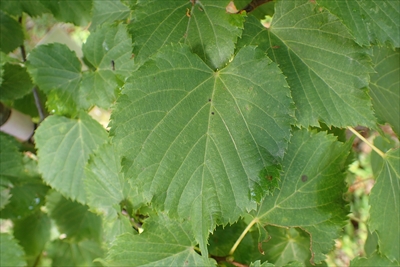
111,44 -> 294,254
35,113 -> 108,203
252,129 -> 350,264
237,0 -> 375,128
317,0 -> 400,47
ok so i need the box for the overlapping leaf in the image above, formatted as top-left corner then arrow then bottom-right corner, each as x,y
112,43 -> 294,257
0,233 -> 26,267
317,0 -> 400,47
251,129 -> 350,264
40,0 -> 92,26
351,252 -> 398,267
90,0 -> 131,30
0,0 -> 49,17
105,213 -> 210,266
237,0 -> 375,127
369,148 -> 400,262
369,47 -> 399,136
27,43 -> 83,116
0,133 -> 24,178
0,11 -> 24,54
129,0 -> 244,69
81,23 -> 134,109
0,63 -> 33,101
35,113 -> 107,203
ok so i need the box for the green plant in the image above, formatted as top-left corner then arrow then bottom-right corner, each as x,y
0,0 -> 399,266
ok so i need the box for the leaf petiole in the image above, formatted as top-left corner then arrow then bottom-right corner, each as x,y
229,217 -> 259,255
347,126 -> 385,158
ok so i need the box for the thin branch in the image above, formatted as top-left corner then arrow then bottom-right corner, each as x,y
347,126 -> 385,158
229,217 -> 259,255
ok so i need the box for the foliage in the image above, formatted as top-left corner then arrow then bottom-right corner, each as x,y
0,0 -> 399,266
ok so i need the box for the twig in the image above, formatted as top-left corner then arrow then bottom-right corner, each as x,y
347,126 -> 385,158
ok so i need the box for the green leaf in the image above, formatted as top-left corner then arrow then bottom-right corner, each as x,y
111,44 -> 294,254
0,233 -> 26,267
0,181 -> 49,220
317,0 -> 400,47
85,142 -> 133,220
0,63 -> 33,101
105,213 -> 210,266
40,0 -> 92,26
250,260 -> 274,267
369,148 -> 400,262
350,252 -> 398,267
369,47 -> 399,136
252,129 -> 350,264
13,211 -> 51,265
237,2 -> 375,128
27,43 -> 83,116
0,11 -> 24,54
35,113 -> 108,203
261,226 -> 312,266
129,0 -> 244,69
47,239 -> 104,267
0,133 -> 24,178
90,0 -> 131,30
81,23 -> 134,109
0,0 -> 49,17
46,191 -> 102,242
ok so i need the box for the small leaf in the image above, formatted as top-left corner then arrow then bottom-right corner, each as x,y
0,11 -> 24,54
369,47 -> 399,136
47,239 -> 104,267
129,0 -> 244,69
81,23 -> 134,108
90,0 -> 131,30
27,43 -> 83,116
35,113 -> 108,203
0,233 -> 27,267
238,2 -> 375,127
46,191 -> 103,242
0,63 -> 33,101
369,147 -> 400,262
105,213 -> 208,266
318,0 -> 400,47
252,129 -> 351,264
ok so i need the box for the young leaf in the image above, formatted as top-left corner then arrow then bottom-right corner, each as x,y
0,11 -> 24,54
105,213 -> 211,266
90,0 -> 131,30
369,47 -> 399,136
251,129 -> 351,264
129,0 -> 244,69
0,63 -> 33,101
0,233 -> 27,267
35,113 -> 108,203
81,23 -> 134,109
317,0 -> 400,47
237,1 -> 375,128
27,43 -> 83,116
111,44 -> 294,254
369,148 -> 400,262
46,191 -> 103,242
47,239 -> 104,266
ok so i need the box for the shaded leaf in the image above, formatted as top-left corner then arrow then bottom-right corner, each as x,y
252,129 -> 350,264
46,191 -> 102,242
369,147 -> 400,262
250,260 -> 274,267
350,252 -> 398,267
47,239 -> 104,267
35,113 -> 108,203
0,63 -> 33,101
0,0 -> 49,17
81,23 -> 134,108
40,0 -> 92,26
369,47 -> 399,136
27,43 -> 83,116
90,0 -> 131,30
317,0 -> 400,47
0,233 -> 26,267
0,11 -> 24,54
237,1 -> 375,127
129,0 -> 244,69
111,44 -> 294,254
105,213 -> 210,266
0,132 -> 24,178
